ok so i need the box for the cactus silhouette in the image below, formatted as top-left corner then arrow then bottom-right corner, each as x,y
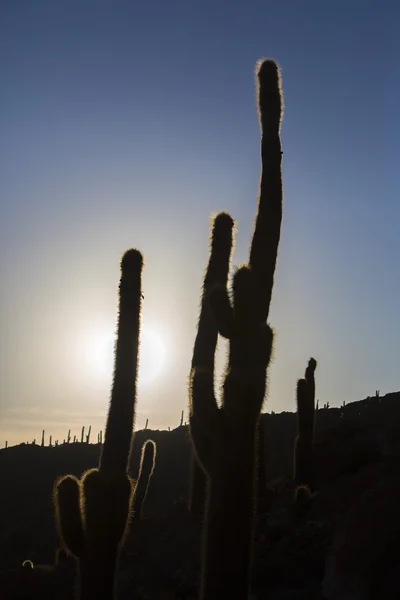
257,418 -> 267,505
188,211 -> 235,515
54,249 -> 143,600
189,59 -> 283,599
81,426 -> 85,444
67,429 -> 71,444
294,358 -> 317,489
133,439 -> 156,520
86,425 -> 91,444
41,430 -> 45,447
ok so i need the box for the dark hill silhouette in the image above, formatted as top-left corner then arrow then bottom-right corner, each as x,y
1,392 -> 400,598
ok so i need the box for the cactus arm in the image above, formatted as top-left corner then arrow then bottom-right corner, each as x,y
133,439 -> 156,520
54,475 -> 85,558
191,212 -> 235,370
249,59 -> 284,323
189,213 -> 235,514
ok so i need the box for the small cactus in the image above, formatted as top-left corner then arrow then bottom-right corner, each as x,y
41,430 -> 45,447
81,426 -> 85,444
67,429 -> 71,444
86,425 -> 91,444
144,418 -> 148,430
294,358 -> 317,489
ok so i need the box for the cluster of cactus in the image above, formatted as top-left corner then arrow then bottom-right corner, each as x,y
46,58 -> 285,599
189,59 -> 283,598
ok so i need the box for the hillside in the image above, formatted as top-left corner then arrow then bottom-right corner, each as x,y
1,392 -> 400,599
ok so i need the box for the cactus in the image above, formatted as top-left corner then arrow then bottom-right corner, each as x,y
67,429 -> 71,444
133,439 -> 156,520
86,425 -> 91,444
294,358 -> 317,489
55,548 -> 68,566
144,418 -> 148,430
293,484 -> 312,518
189,59 -> 283,599
81,426 -> 85,444
49,435 -> 52,447
73,435 -> 77,443
257,418 -> 267,505
180,410 -> 184,427
55,440 -> 59,447
54,249 -> 143,600
41,430 -> 45,447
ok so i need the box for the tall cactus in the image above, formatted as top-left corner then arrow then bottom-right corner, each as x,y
67,429 -> 71,444
189,59 -> 283,599
133,439 -> 156,520
54,249 -> 143,600
294,357 -> 317,489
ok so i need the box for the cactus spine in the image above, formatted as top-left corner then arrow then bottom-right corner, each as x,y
294,358 -> 317,490
189,59 -> 283,600
54,249 -> 143,600
133,439 -> 156,520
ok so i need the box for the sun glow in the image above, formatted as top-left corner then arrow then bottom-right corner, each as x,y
86,325 -> 167,386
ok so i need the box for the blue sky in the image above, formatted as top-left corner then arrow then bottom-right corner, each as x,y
1,1 -> 399,445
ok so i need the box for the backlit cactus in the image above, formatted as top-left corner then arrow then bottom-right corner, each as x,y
54,249 -> 143,600
133,439 -> 156,520
294,357 -> 317,489
189,59 -> 283,600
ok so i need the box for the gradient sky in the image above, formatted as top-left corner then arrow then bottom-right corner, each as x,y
1,1 -> 399,446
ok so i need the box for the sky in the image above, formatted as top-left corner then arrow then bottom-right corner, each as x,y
1,1 -> 399,446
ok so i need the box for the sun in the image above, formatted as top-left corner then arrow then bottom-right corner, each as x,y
87,325 -> 167,386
